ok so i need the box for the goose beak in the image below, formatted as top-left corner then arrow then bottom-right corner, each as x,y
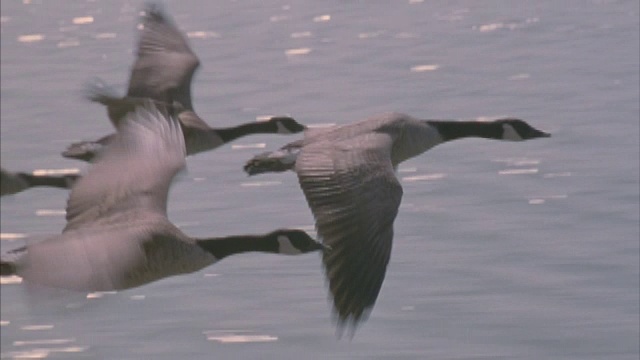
533,129 -> 551,138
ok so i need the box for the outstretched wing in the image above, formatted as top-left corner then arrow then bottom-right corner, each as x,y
64,100 -> 186,232
127,3 -> 200,110
295,132 -> 403,335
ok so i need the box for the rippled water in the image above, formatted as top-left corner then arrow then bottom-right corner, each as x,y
1,1 -> 638,359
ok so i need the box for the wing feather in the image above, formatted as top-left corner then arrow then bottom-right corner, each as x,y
295,133 -> 403,334
64,100 -> 186,232
127,3 -> 200,109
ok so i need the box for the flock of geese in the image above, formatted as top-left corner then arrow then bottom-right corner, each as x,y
0,3 -> 550,337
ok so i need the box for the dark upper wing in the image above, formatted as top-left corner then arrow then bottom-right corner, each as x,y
127,3 -> 200,110
295,133 -> 403,335
64,100 -> 186,232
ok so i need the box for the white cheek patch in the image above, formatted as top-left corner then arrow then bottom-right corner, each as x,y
502,124 -> 523,141
275,121 -> 291,134
277,235 -> 302,255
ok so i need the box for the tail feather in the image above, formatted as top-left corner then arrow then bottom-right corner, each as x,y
84,78 -> 121,105
84,78 -> 137,128
0,261 -> 16,276
1,247 -> 26,277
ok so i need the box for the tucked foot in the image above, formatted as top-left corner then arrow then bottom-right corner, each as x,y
243,147 -> 299,176
62,141 -> 104,162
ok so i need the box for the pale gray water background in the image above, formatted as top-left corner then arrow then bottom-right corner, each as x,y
1,0 -> 638,359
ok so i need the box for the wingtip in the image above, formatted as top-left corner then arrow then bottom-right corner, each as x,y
326,296 -> 372,340
332,314 -> 361,341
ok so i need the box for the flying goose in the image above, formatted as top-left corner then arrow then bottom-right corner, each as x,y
244,112 -> 550,336
1,168 -> 79,197
62,3 -> 305,163
0,99 -> 324,291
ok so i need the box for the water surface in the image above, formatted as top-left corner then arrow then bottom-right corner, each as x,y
1,1 -> 638,359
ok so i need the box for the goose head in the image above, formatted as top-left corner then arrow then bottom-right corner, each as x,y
272,229 -> 327,254
495,118 -> 551,141
268,116 -> 307,134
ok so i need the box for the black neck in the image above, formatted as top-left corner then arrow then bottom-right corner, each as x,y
18,173 -> 76,189
0,261 -> 16,276
427,120 -> 502,142
195,233 -> 277,260
214,122 -> 276,143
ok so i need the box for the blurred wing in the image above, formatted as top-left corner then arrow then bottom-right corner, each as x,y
295,133 -> 403,333
64,101 -> 186,232
127,3 -> 200,109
